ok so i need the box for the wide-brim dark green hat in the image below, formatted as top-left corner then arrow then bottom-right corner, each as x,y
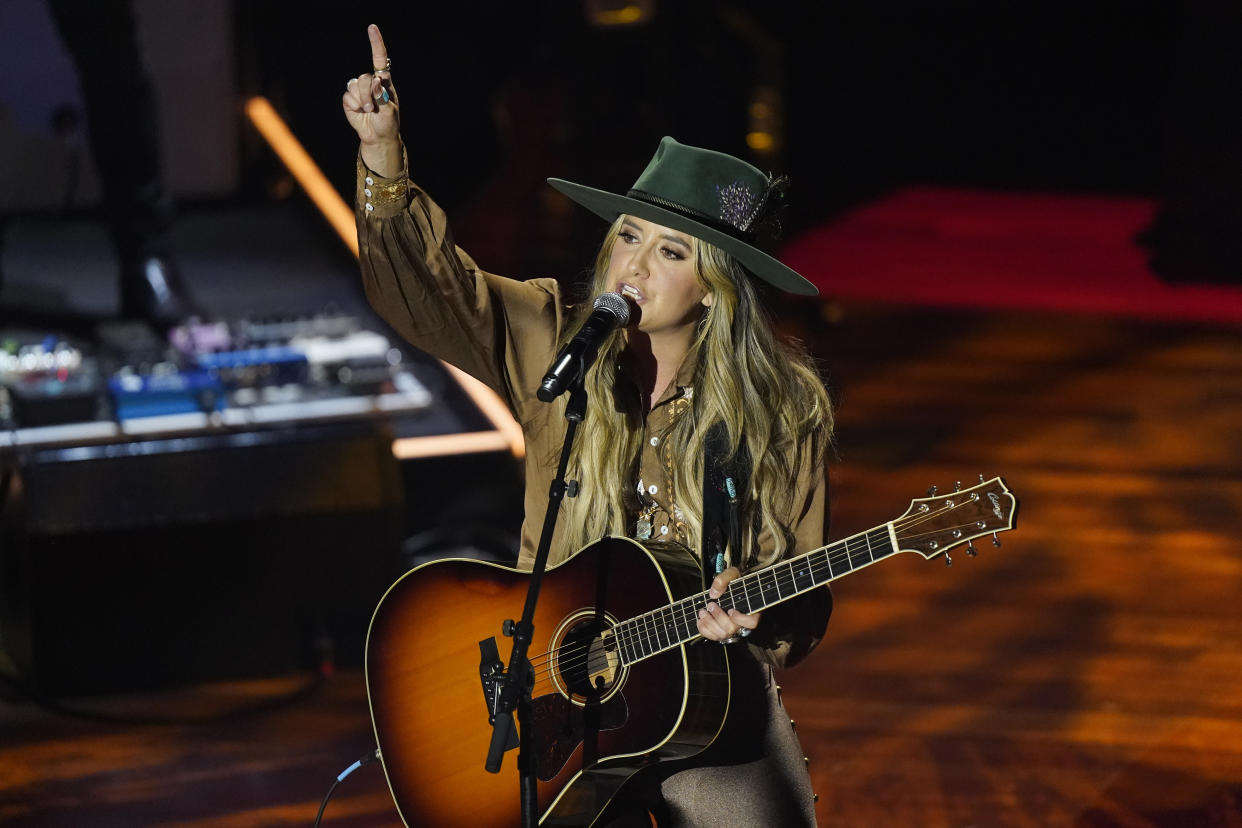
547,136 -> 817,296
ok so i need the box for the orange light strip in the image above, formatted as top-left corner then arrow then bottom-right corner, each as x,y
391,431 -> 513,460
442,363 -> 526,459
243,95 -> 525,459
244,96 -> 358,256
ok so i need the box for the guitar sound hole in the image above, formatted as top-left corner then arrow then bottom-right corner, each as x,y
556,618 -> 619,701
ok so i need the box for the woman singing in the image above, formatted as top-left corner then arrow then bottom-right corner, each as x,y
345,24 -> 833,827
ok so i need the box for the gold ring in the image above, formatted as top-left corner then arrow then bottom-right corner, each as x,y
374,57 -> 391,73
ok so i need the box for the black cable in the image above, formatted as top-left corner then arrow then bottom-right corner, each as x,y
313,747 -> 381,828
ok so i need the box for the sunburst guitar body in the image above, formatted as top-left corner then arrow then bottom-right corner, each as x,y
366,539 -> 725,826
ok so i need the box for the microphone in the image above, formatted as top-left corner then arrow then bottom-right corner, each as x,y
537,292 -> 630,402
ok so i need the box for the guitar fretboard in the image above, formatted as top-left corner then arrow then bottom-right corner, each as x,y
610,525 -> 896,666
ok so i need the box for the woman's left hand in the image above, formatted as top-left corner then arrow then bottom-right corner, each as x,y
697,566 -> 762,642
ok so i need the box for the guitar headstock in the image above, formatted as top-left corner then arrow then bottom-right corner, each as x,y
893,476 -> 1017,565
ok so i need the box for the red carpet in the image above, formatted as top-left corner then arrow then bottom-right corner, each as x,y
784,188 -> 1242,325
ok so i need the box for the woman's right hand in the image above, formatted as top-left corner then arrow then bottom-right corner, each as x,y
342,24 -> 402,177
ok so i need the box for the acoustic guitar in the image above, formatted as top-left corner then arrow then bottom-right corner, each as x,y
366,476 -> 1018,826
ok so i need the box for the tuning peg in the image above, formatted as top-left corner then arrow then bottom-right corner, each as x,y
944,550 -> 953,567
967,540 -> 977,557
954,480 -> 961,492
927,485 -> 937,496
992,532 -> 1001,548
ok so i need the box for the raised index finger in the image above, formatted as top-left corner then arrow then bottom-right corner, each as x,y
368,24 -> 389,73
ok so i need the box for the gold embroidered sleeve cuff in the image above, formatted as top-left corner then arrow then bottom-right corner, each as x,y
368,176 -> 409,209
358,156 -> 411,217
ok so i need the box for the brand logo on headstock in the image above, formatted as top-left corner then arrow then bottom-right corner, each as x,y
988,492 -> 1003,519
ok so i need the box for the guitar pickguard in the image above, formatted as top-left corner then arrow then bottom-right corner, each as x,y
531,691 -> 629,781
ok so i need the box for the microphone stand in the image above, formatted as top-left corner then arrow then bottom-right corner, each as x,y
484,372 -> 588,828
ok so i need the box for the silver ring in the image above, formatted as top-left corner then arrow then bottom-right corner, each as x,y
737,627 -> 752,638
722,636 -> 739,645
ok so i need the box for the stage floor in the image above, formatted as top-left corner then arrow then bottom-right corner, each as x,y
2,297 -> 1239,826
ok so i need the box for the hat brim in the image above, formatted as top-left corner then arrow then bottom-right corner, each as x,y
547,178 -> 818,297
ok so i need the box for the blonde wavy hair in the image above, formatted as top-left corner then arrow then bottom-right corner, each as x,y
556,215 -> 834,569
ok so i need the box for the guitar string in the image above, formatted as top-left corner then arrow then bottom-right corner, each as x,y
521,499 -> 999,684
524,511 -> 994,687
524,519 -> 989,694
530,497 -> 982,672
523,537 -> 861,683
522,526 -> 890,684
892,495 -> 999,536
522,504 -> 995,686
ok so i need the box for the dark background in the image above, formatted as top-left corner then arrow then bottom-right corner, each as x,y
6,1 -> 1238,284
252,3 -> 1174,198
235,1 -> 1239,284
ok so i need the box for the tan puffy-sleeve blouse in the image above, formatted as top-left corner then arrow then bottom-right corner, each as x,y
355,158 -> 831,669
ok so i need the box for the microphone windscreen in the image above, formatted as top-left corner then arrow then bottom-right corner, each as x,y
592,292 -> 630,325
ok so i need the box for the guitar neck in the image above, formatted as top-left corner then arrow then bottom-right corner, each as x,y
612,523 -> 897,666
